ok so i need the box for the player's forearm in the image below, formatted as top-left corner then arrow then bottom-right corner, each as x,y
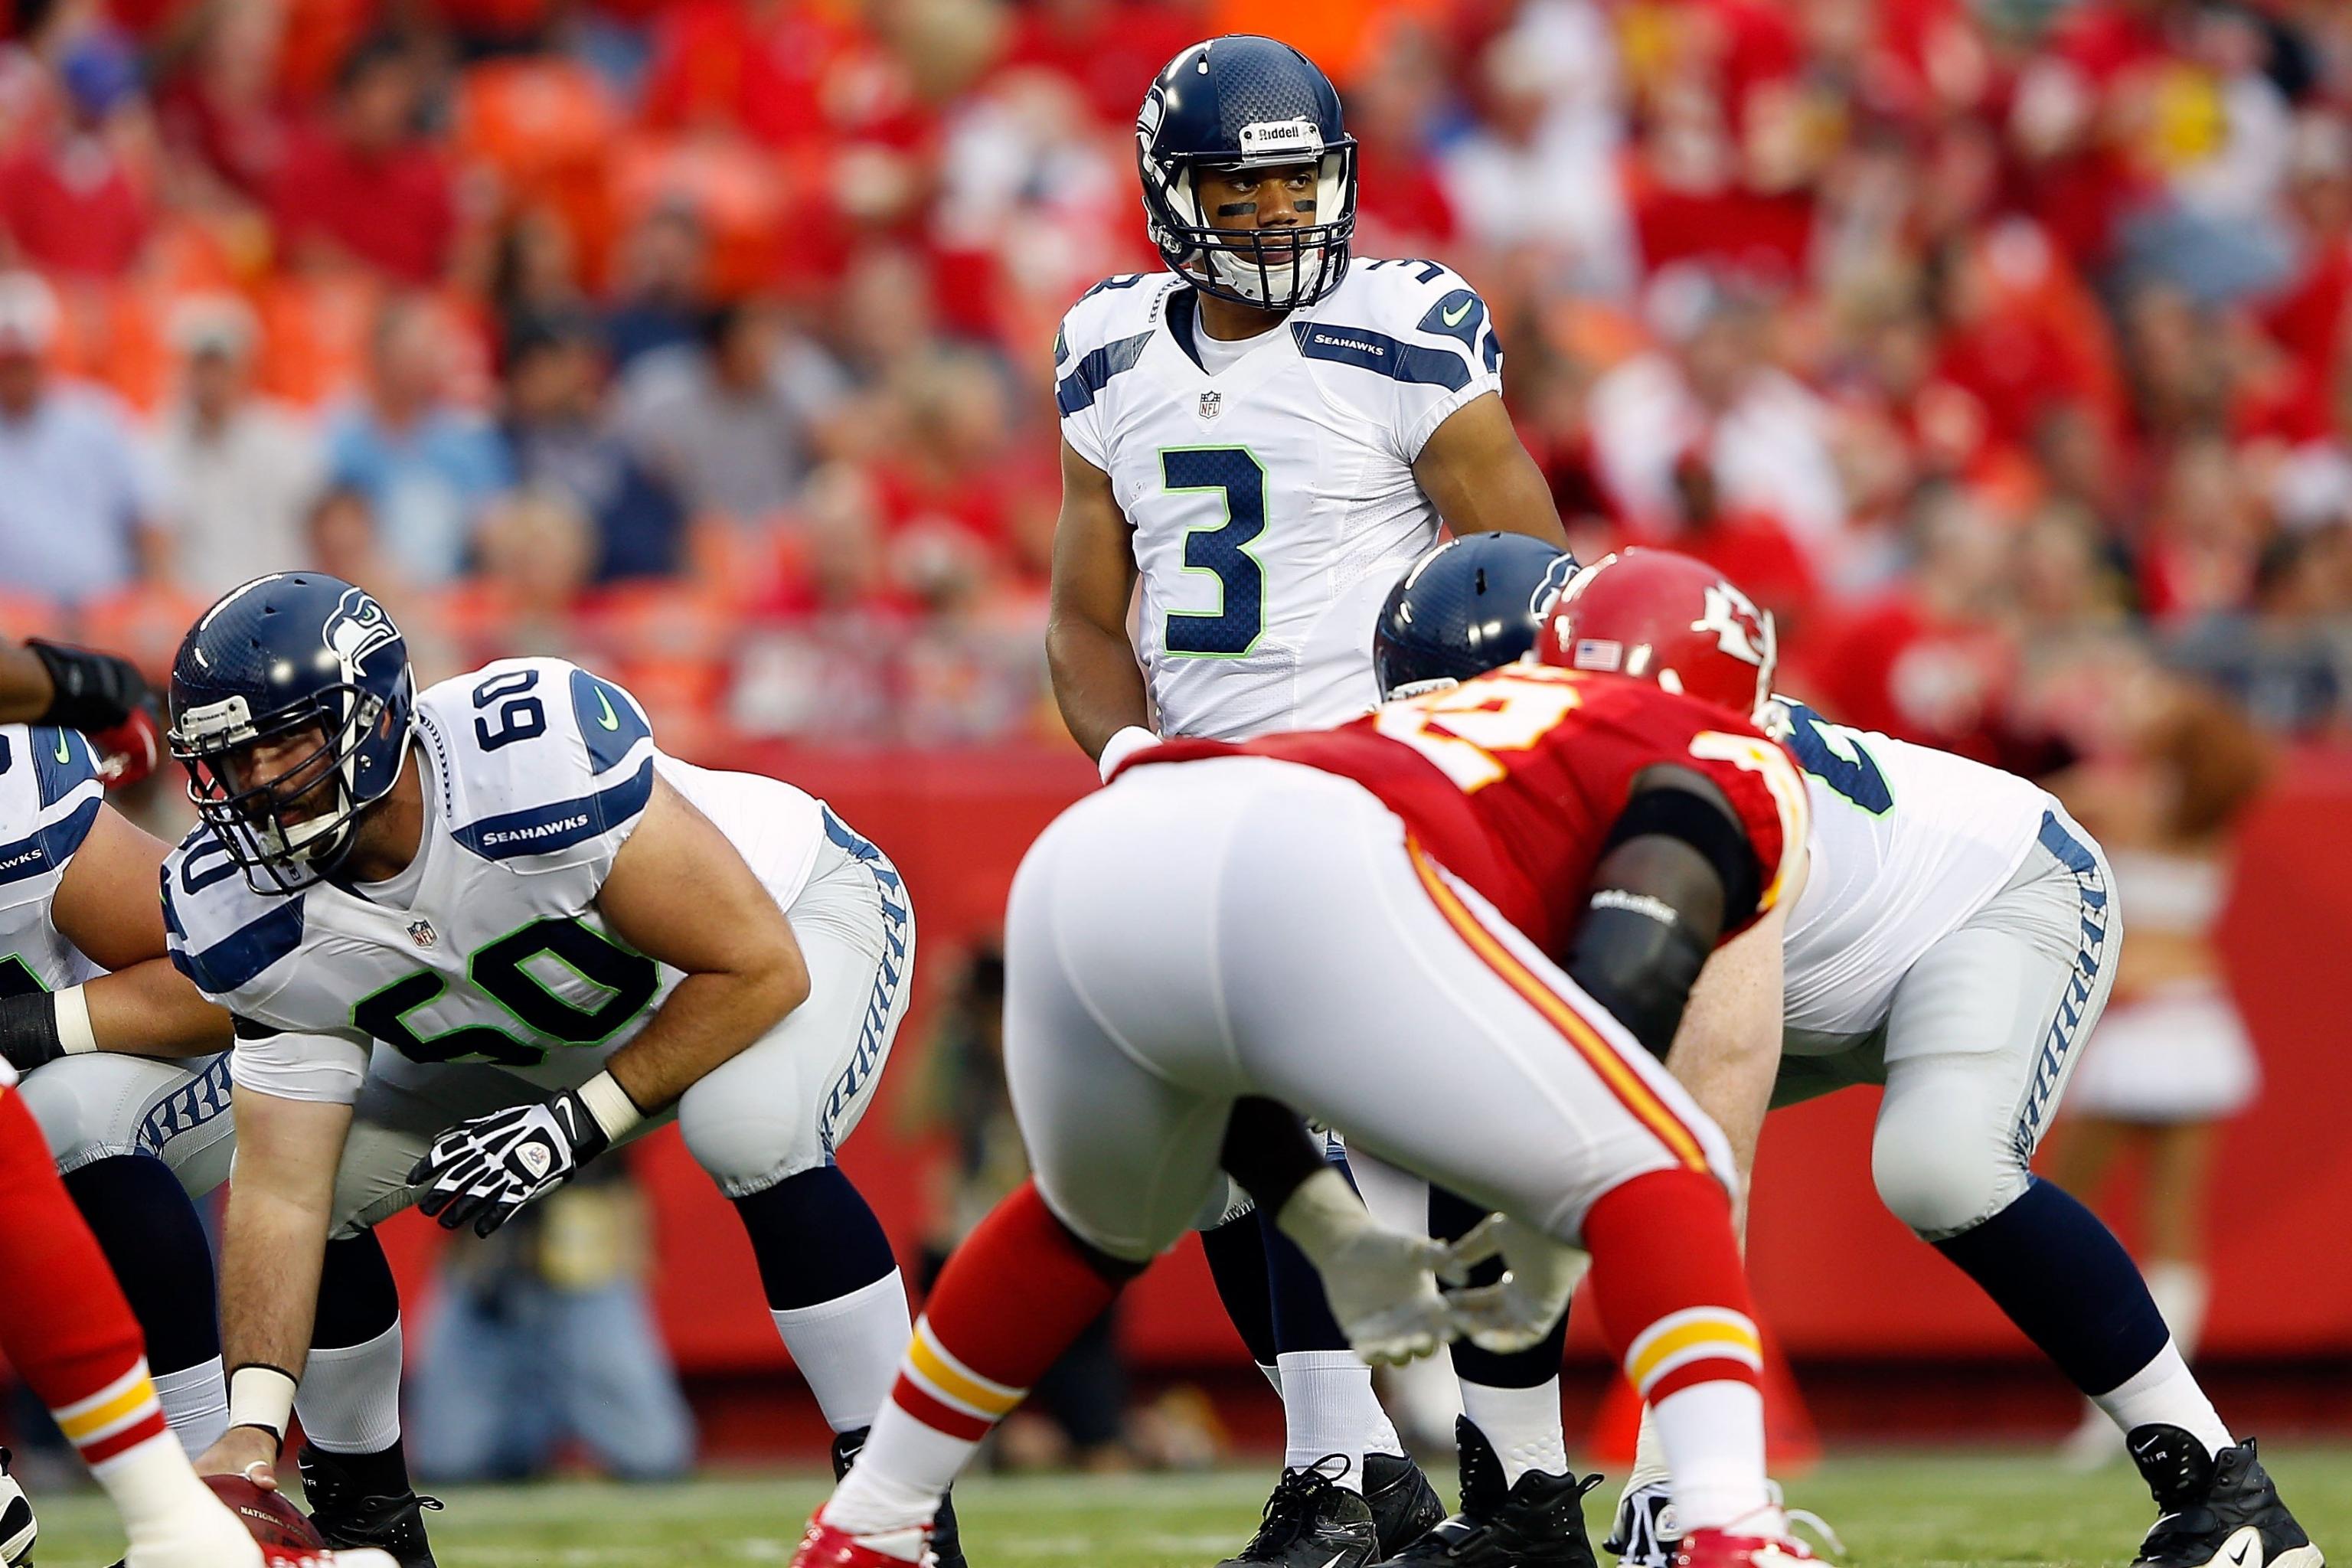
217,1178 -> 334,1390
603,962 -> 808,1112
83,963 -> 235,1057
0,641 -> 54,723
1046,612 -> 1151,760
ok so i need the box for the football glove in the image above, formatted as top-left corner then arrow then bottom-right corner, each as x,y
89,705 -> 162,789
408,1090 -> 610,1236
1438,1212 -> 1590,1355
26,639 -> 149,733
1275,1165 -> 1459,1366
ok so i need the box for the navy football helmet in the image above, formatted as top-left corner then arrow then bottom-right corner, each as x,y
1374,533 -> 1579,701
1138,35 -> 1357,311
168,573 -> 416,894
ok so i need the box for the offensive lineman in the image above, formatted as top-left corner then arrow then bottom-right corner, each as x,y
1049,34 -> 1565,1562
158,574 -> 960,1567
799,573 -> 1816,1568
1368,544 -> 2321,1568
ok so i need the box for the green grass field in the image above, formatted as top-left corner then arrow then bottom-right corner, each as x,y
21,1449 -> 2352,1567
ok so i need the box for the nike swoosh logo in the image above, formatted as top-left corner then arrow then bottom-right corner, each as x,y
594,688 -> 621,731
2226,1544 -> 2254,1568
1442,299 -> 1474,327
52,730 -> 72,763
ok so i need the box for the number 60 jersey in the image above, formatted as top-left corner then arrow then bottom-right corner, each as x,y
160,658 -> 828,1102
1057,261 -> 1504,741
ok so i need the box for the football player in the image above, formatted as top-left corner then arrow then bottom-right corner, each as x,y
1049,34 -> 1566,1561
1366,545 -> 2322,1568
797,564 -> 1818,1568
159,576 -> 959,1568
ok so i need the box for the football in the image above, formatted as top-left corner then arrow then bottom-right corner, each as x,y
202,1475 -> 325,1550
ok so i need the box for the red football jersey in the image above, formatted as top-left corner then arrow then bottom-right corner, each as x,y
1130,665 -> 1808,959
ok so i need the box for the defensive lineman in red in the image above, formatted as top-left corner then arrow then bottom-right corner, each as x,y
793,575 -> 1814,1568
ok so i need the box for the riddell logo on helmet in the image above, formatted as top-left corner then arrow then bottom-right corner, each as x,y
1238,118 -> 1318,156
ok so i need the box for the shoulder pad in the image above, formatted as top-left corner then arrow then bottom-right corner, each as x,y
0,726 -> 104,901
420,658 -> 659,868
161,827 -> 307,1001
1312,258 -> 1498,377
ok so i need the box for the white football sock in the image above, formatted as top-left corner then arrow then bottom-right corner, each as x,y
295,1319 -> 403,1454
822,1396 -> 970,1544
152,1357 -> 228,1457
1460,1377 -> 1568,1485
1278,1350 -> 1372,1491
94,1427 -> 256,1563
1628,1402 -> 1671,1491
2145,1263 -> 2210,1360
2093,1339 -> 2233,1458
1651,1381 -> 1777,1534
771,1269 -> 914,1434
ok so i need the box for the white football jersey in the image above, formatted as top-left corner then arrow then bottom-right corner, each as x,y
0,724 -> 105,1001
163,658 -> 828,1099
1775,701 -> 2058,1044
1056,260 -> 1506,740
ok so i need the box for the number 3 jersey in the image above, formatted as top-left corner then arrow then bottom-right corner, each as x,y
1128,665 -> 1810,963
1056,261 -> 1505,742
161,657 -> 828,1103
0,725 -> 106,1011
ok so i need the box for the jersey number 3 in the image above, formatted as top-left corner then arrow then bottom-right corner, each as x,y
1162,446 -> 1266,657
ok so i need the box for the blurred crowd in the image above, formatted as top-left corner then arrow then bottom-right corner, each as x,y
2,0 -> 2351,754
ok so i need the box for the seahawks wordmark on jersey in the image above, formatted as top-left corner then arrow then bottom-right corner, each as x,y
1056,261 -> 1504,740
162,658 -> 831,1103
0,724 -> 105,1005
1774,700 -> 2060,1044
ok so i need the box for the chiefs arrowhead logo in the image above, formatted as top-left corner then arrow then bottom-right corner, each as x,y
1693,581 -> 1771,668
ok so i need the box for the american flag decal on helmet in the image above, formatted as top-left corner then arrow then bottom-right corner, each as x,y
1573,639 -> 1624,671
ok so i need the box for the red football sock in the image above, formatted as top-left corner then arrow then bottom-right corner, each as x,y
823,1181 -> 1132,1540
0,1088 -> 167,1468
1582,1168 -> 1774,1531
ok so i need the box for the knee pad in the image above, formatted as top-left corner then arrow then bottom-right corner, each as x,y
1870,1106 -> 2030,1241
678,1069 -> 818,1197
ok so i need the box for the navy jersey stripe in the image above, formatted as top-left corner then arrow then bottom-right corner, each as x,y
0,795 -> 103,888
1054,331 -> 1155,416
31,727 -> 96,809
172,897 -> 308,996
568,668 -> 653,776
1290,322 -> 1472,390
451,756 -> 655,863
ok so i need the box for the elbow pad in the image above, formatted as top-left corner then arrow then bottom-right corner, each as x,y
1563,888 -> 1711,1060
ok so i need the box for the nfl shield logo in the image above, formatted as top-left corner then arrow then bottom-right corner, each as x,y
407,920 -> 438,949
1198,390 -> 1222,420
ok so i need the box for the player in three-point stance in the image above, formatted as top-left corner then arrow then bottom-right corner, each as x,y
1048,33 -> 1565,1563
157,573 -> 960,1568
1368,544 -> 2322,1568
799,577 -> 1822,1568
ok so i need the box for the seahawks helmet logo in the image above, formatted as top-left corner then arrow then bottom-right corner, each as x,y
1530,554 -> 1578,621
324,587 -> 400,675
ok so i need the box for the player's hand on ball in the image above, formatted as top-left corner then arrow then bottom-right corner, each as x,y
408,1090 -> 609,1236
1438,1212 -> 1590,1355
195,1426 -> 284,1491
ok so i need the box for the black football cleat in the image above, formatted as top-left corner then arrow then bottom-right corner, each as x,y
831,1426 -> 966,1568
2128,1426 -> 2324,1568
296,1443 -> 443,1568
0,1447 -> 34,1566
1374,1416 -> 1603,1566
1217,1456 -> 1380,1567
1603,1479 -> 1678,1568
1364,1451 -> 1446,1558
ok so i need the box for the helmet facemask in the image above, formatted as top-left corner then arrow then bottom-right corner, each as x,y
1143,130 -> 1357,312
172,675 -> 415,896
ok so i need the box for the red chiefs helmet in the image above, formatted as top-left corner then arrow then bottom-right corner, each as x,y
1537,548 -> 1777,722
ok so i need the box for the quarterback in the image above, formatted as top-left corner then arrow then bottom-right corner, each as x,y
1047,33 -> 1565,1561
158,575 -> 958,1568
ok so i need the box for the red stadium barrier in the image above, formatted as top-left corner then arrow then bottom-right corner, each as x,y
374,743 -> 2352,1375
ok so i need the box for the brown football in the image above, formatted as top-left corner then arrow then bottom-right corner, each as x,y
203,1474 -> 326,1549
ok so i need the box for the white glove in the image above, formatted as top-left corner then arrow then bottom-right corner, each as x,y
1438,1212 -> 1590,1355
1276,1167 -> 1459,1365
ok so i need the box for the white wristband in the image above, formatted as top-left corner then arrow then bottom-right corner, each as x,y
54,985 -> 96,1055
577,1070 -> 644,1143
1098,725 -> 1159,782
227,1365 -> 298,1439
